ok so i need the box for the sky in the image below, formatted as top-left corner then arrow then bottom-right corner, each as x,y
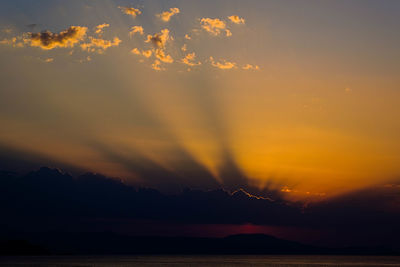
1,0 -> 400,201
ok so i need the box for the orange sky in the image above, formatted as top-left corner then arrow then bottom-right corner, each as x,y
0,0 -> 400,201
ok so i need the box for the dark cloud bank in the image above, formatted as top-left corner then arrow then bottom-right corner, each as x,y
1,166 -> 400,254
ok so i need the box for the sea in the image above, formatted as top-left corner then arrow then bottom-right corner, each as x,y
1,255 -> 400,267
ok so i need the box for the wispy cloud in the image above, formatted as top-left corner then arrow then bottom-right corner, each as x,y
200,18 -> 231,37
157,8 -> 180,22
0,37 -> 24,48
81,37 -> 121,54
155,49 -> 173,63
228,15 -> 245,25
242,64 -> 259,70
152,59 -> 163,71
182,52 -> 201,67
129,26 -> 144,37
210,56 -> 237,69
119,6 -> 141,18
95,23 -> 110,36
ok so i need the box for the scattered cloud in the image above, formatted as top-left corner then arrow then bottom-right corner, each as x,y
184,34 -> 191,40
145,29 -> 171,48
44,57 -> 54,63
200,18 -> 231,37
0,37 -> 24,48
228,15 -> 245,25
155,49 -> 173,63
152,59 -> 164,71
27,26 -> 88,50
131,48 -> 152,58
2,27 -> 13,34
210,57 -> 237,70
225,29 -> 232,37
242,64 -> 260,70
129,26 -> 144,37
142,49 -> 152,58
95,23 -> 110,36
81,37 -> 121,53
182,52 -> 201,67
181,44 -> 187,52
119,6 -> 141,18
157,8 -> 180,22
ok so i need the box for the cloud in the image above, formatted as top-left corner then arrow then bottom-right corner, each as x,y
210,57 -> 237,70
129,26 -> 144,37
27,26 -> 88,50
95,23 -> 110,35
131,48 -> 152,58
44,58 -> 54,63
151,59 -> 163,71
228,15 -> 245,24
181,44 -> 187,52
2,27 -> 13,34
0,37 -> 24,48
81,37 -> 121,53
181,52 -> 201,67
200,18 -> 231,37
155,49 -> 173,63
119,6 -> 141,18
184,34 -> 191,40
157,7 -> 180,22
145,29 -> 171,48
242,64 -> 260,70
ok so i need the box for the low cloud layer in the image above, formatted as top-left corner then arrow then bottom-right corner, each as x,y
1,167 -> 400,247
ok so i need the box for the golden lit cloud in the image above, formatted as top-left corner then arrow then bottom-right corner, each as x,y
209,56 -> 237,69
44,58 -> 54,63
95,23 -> 109,35
145,29 -> 171,48
0,37 -> 24,48
118,6 -> 141,18
27,26 -> 87,50
157,7 -> 180,22
131,48 -> 152,58
184,34 -> 191,40
181,52 -> 201,66
181,44 -> 187,52
242,64 -> 260,70
129,26 -> 144,37
151,59 -> 163,71
81,36 -> 121,53
200,18 -> 231,37
228,15 -> 245,24
155,49 -> 173,63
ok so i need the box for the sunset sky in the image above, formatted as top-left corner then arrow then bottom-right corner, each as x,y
1,0 -> 400,201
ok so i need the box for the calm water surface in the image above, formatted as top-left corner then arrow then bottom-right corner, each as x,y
1,255 -> 400,266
